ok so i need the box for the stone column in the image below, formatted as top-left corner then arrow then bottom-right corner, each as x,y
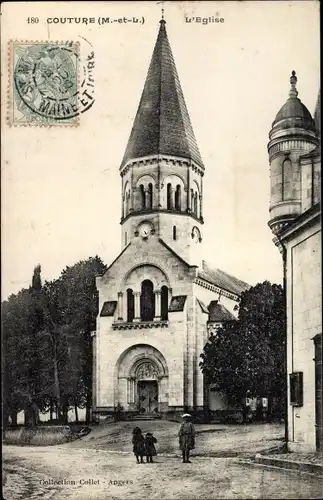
171,187 -> 175,209
130,167 -> 134,212
127,377 -> 136,404
191,189 -> 194,213
144,188 -> 149,208
134,292 -> 141,322
117,292 -> 123,321
154,290 -> 161,320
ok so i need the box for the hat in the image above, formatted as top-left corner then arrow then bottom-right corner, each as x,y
182,413 -> 192,418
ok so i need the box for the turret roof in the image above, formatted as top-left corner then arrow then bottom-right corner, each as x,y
272,71 -> 316,133
121,20 -> 204,169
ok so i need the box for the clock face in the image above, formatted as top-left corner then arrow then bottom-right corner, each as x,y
139,222 -> 153,239
192,226 -> 201,243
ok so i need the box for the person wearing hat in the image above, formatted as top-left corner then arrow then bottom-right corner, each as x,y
178,414 -> 196,463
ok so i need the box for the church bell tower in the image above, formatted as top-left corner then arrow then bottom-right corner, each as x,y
120,19 -> 205,265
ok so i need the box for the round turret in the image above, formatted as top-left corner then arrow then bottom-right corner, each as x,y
268,71 -> 318,235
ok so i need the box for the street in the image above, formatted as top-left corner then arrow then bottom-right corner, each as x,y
3,445 -> 322,500
3,421 -> 322,499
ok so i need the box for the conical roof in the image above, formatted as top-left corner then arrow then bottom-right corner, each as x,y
121,20 -> 204,168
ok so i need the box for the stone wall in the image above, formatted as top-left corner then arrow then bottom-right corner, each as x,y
286,220 -> 321,452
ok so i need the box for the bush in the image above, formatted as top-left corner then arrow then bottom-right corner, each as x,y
3,425 -> 74,446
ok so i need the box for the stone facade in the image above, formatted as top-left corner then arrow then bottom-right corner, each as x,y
92,19 -> 249,420
268,77 -> 321,452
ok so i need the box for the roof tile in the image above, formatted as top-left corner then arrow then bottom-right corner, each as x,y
121,20 -> 204,168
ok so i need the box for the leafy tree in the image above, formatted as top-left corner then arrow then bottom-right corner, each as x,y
200,281 -> 285,411
56,256 -> 107,422
2,266 -> 47,427
2,256 -> 107,426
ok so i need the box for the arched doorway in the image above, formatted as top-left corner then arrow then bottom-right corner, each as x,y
115,344 -> 169,414
136,361 -> 159,414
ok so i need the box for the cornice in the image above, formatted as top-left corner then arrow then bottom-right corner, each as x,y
112,320 -> 169,330
121,208 -> 204,225
120,154 -> 205,177
273,203 -> 321,243
194,277 -> 240,302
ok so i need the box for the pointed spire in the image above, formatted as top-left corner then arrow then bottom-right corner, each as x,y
121,20 -> 204,168
289,70 -> 298,98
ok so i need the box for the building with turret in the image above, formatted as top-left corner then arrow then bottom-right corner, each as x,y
92,19 -> 249,420
268,73 -> 321,452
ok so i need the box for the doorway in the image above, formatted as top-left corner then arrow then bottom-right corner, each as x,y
137,381 -> 158,414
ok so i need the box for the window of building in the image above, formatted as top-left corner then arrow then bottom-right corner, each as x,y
167,183 -> 172,209
173,225 -> 177,240
194,192 -> 198,215
148,183 -> 153,209
175,185 -> 181,210
140,280 -> 155,321
191,189 -> 194,212
161,286 -> 169,321
127,288 -> 134,322
140,184 -> 145,209
282,159 -> 293,201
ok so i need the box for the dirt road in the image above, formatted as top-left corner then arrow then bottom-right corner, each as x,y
3,444 -> 322,500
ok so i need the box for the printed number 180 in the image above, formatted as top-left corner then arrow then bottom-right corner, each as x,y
27,17 -> 39,23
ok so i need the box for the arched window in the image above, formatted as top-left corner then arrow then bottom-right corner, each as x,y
282,159 -> 293,201
140,184 -> 145,209
191,189 -> 194,212
125,195 -> 128,215
194,192 -> 198,215
161,286 -> 169,321
167,183 -> 172,209
148,183 -> 153,209
140,280 -> 155,321
173,225 -> 177,240
175,185 -> 181,210
127,288 -> 134,322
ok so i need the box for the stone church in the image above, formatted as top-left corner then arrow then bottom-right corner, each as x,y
92,19 -> 249,420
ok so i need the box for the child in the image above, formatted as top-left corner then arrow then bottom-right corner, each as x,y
144,432 -> 157,463
132,427 -> 145,464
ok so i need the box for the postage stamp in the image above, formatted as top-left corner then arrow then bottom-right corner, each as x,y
8,41 -> 95,126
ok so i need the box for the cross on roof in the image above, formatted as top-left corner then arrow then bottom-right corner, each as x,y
157,1 -> 165,20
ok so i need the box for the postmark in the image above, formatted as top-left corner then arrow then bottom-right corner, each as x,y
8,41 -> 95,126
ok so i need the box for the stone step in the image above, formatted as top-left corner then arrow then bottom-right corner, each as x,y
132,415 -> 161,420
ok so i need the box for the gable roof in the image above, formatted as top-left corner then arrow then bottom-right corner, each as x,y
121,20 -> 204,169
198,260 -> 250,297
208,300 -> 236,322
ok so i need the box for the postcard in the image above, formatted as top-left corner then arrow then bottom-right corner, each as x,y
2,1 -> 321,499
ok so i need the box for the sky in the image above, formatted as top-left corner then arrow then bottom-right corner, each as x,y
1,1 -> 320,299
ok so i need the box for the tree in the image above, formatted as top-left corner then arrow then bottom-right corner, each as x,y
200,281 -> 285,412
56,256 -> 107,422
2,256 -> 107,426
2,266 -> 48,427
